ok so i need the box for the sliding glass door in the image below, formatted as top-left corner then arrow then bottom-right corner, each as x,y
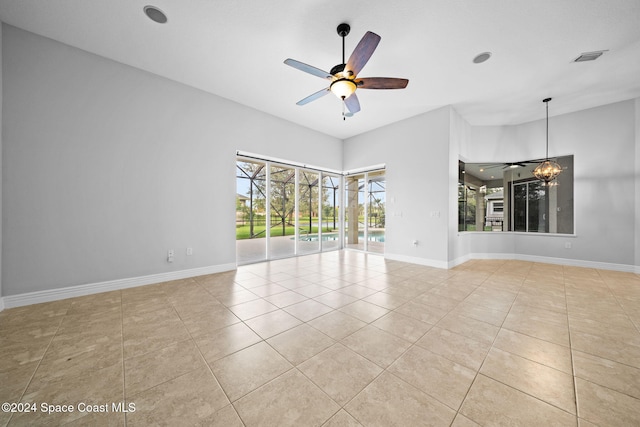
236,156 -> 343,264
344,169 -> 385,253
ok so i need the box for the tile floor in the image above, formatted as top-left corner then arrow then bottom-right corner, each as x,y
1,251 -> 640,426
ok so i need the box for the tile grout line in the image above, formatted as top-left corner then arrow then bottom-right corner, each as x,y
8,304 -> 69,426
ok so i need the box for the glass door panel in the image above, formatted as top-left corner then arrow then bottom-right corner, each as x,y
345,174 -> 365,250
236,160 -> 267,264
321,174 -> 341,252
269,165 -> 296,259
298,170 -> 320,255
367,170 -> 385,254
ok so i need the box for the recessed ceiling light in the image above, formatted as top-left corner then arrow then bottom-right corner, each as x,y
144,6 -> 167,24
473,52 -> 492,64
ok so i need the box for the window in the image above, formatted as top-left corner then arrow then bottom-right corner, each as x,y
459,155 -> 573,234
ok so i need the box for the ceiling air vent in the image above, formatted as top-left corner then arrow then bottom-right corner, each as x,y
573,50 -> 607,62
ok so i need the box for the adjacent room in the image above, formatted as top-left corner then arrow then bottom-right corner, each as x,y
1,1 -> 639,426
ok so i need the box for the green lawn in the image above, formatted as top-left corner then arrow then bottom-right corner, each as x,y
236,224 -> 336,240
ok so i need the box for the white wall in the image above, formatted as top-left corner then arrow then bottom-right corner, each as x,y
344,107 -> 451,268
0,24 -> 3,307
636,98 -> 640,270
1,24 -> 342,297
456,100 -> 638,269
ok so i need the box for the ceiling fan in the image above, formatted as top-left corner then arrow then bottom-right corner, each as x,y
284,23 -> 409,119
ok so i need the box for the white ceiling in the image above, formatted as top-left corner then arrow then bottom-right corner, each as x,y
1,0 -> 639,140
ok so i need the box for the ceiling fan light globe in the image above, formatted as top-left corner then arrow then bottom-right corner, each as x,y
330,79 -> 357,99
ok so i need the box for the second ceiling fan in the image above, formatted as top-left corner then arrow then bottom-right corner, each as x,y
284,23 -> 409,119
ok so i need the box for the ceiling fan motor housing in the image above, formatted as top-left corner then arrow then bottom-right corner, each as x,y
337,23 -> 350,37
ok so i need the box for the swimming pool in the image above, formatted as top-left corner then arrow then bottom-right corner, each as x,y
295,230 -> 385,243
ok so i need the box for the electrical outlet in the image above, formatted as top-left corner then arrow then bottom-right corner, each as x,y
167,249 -> 174,262
565,242 -> 572,249
186,247 -> 193,256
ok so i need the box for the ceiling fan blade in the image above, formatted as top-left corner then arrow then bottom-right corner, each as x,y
344,93 -> 361,114
357,77 -> 409,89
296,88 -> 330,106
345,31 -> 381,77
284,59 -> 333,80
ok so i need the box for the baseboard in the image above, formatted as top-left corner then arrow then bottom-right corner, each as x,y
384,253 -> 449,270
466,253 -> 638,273
387,251 -> 638,274
0,263 -> 236,310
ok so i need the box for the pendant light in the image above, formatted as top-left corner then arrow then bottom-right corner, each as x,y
533,98 -> 562,185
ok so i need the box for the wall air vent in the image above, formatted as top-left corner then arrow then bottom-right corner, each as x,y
573,50 -> 608,62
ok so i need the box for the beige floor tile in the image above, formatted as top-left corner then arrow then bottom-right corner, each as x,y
283,299 -> 334,322
0,316 -> 61,344
460,374 -> 576,426
66,291 -> 122,315
339,284 -> 379,299
248,283 -> 290,297
3,258 -> 640,426
293,283 -> 333,298
345,371 -> 456,427
416,293 -> 460,311
313,290 -> 359,309
267,324 -> 334,365
480,347 -> 576,413
234,369 -> 340,427
0,300 -> 69,329
180,305 -> 240,337
416,326 -> 491,371
171,293 -> 225,319
123,314 -> 190,359
429,283 -> 477,301
342,325 -> 411,368
0,335 -> 52,372
323,409 -> 364,427
570,328 -> 640,368
339,300 -> 390,323
211,341 -> 292,401
56,306 -> 122,336
263,290 -> 308,308
308,310 -> 367,340
298,343 -> 382,405
244,309 -> 302,339
126,366 -> 229,426
395,300 -> 447,324
372,311 -> 432,343
451,414 -> 481,426
575,377 -> 640,426
124,339 -> 204,396
227,298 -> 278,320
194,322 -> 262,364
389,345 -> 476,410
436,312 -> 500,345
493,328 -> 573,374
450,301 -> 508,326
573,350 -> 640,399
502,309 -> 570,347
215,289 -> 261,307
0,360 -> 39,403
194,404 -> 244,427
15,362 -> 123,426
30,328 -> 122,389
363,291 -> 408,310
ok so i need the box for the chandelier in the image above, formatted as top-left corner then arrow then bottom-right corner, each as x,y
533,98 -> 562,185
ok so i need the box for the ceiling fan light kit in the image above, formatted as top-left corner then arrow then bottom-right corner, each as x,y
533,98 -> 563,185
284,23 -> 409,119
